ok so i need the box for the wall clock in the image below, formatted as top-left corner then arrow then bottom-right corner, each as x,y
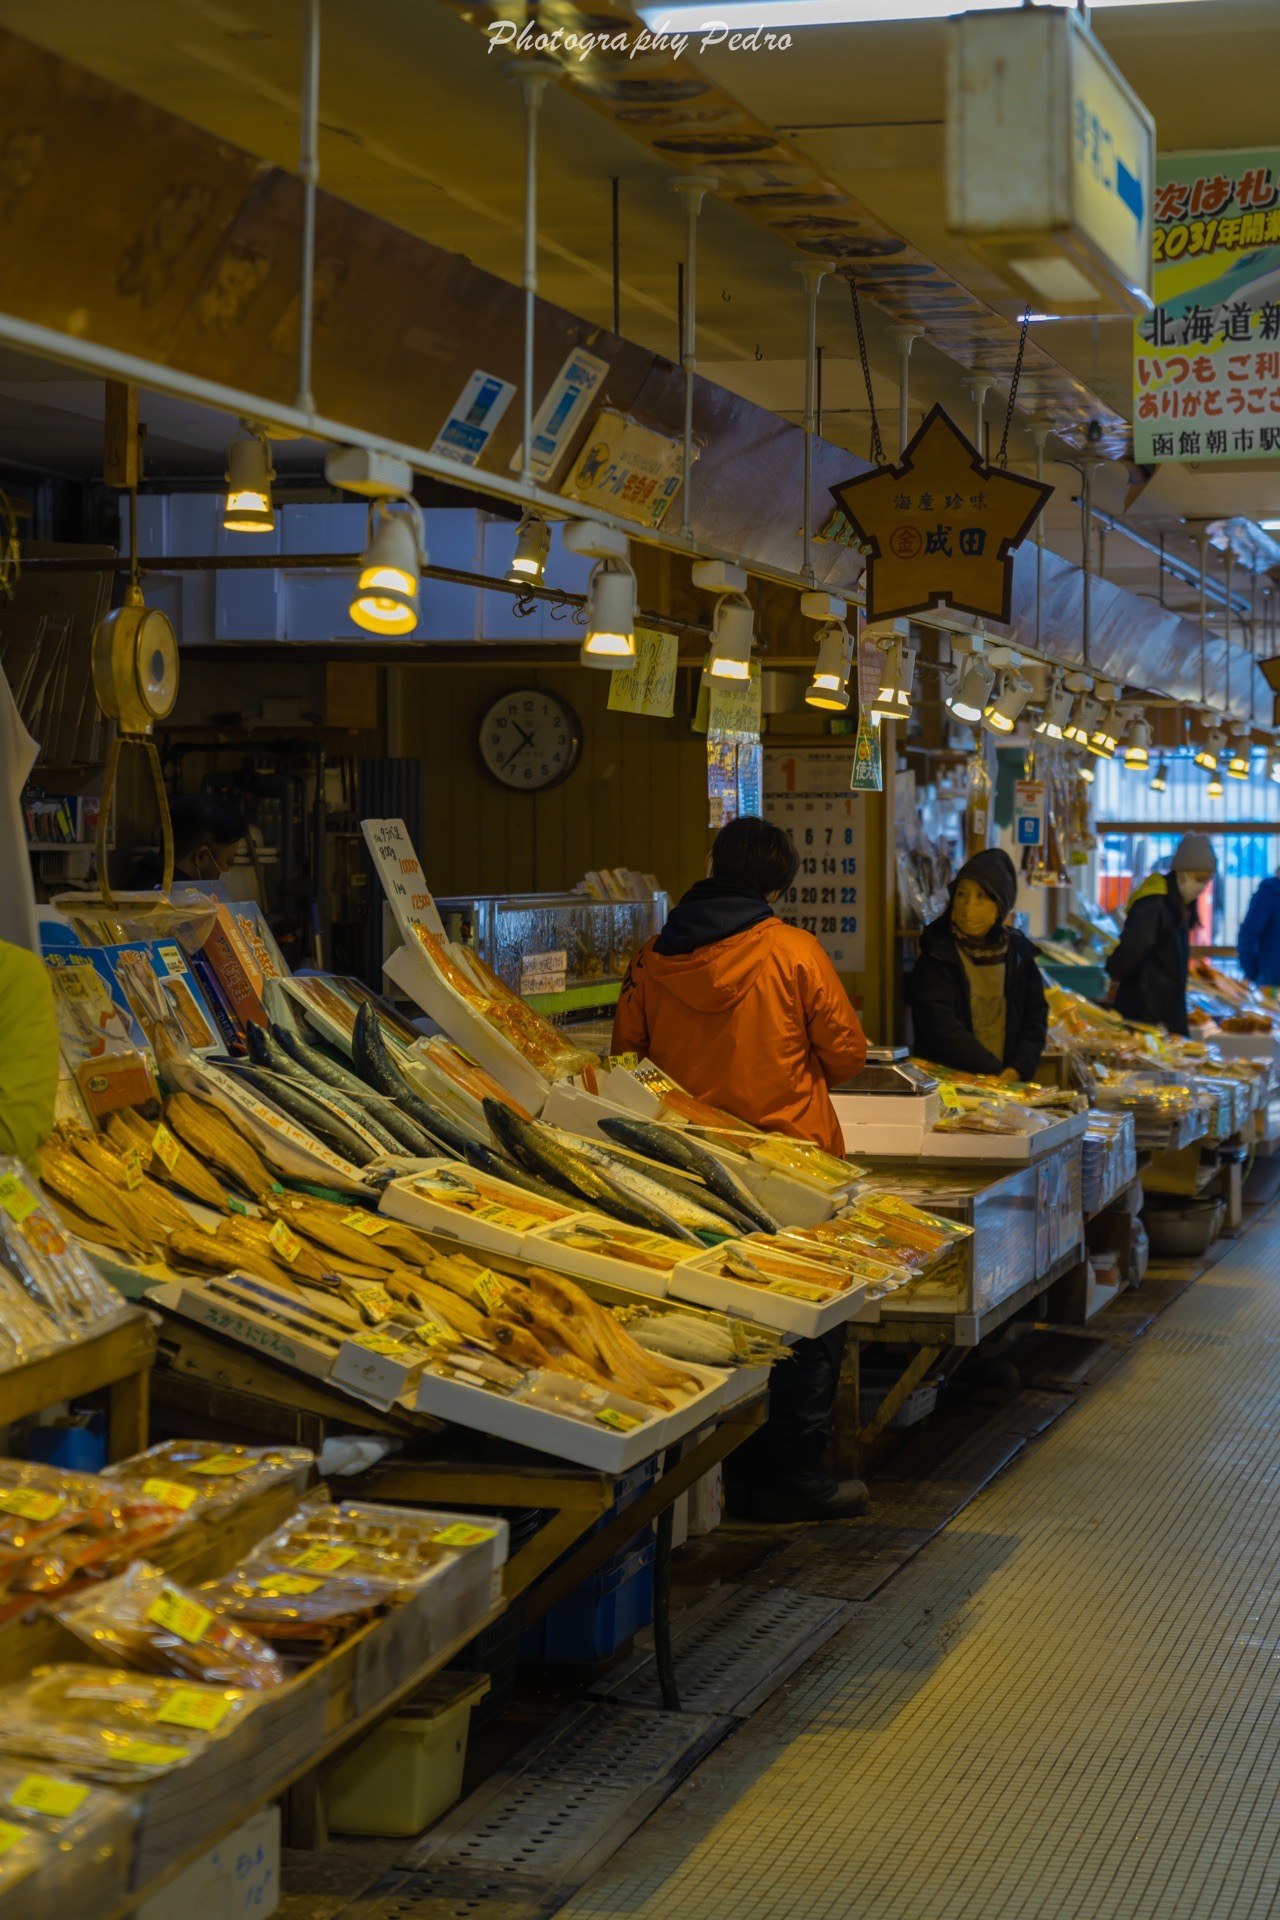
478,688 -> 582,792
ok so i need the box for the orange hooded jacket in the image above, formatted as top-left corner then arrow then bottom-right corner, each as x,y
611,917 -> 866,1157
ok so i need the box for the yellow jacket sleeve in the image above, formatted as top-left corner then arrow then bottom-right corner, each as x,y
0,943 -> 59,1165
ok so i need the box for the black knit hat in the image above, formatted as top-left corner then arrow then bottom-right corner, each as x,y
951,847 -> 1017,920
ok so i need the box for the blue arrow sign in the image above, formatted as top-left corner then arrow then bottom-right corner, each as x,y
1116,157 -> 1144,226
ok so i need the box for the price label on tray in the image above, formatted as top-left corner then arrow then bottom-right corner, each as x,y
268,1219 -> 302,1264
113,1740 -> 190,1769
937,1083 -> 963,1114
0,1488 -> 65,1523
353,1332 -> 413,1358
9,1774 -> 88,1819
432,1522 -> 498,1547
152,1124 -> 182,1173
0,1821 -> 28,1858
342,1211 -> 389,1236
142,1477 -> 197,1512
596,1408 -> 643,1432
188,1455 -> 248,1477
123,1148 -> 144,1191
288,1545 -> 355,1574
259,1573 -> 324,1596
154,1689 -> 232,1732
351,1282 -> 394,1320
147,1587 -> 214,1644
473,1269 -> 507,1310
0,1173 -> 38,1224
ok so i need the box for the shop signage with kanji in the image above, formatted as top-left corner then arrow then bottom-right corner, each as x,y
1135,148 -> 1280,464
830,407 -> 1053,626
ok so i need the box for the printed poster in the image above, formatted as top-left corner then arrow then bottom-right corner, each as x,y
1135,148 -> 1280,463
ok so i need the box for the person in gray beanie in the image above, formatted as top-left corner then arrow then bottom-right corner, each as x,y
1106,834 -> 1217,1035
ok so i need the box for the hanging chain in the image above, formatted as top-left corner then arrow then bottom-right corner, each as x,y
848,276 -> 886,468
997,310 -> 1033,469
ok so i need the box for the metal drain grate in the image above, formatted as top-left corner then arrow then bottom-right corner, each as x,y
400,1701 -> 728,1883
592,1583 -> 853,1716
332,1867 -> 558,1920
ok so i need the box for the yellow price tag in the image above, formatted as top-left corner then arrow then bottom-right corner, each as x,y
142,1477 -> 197,1512
354,1283 -> 394,1319
268,1219 -> 301,1264
259,1572 -> 323,1596
288,1545 -> 355,1574
147,1587 -> 213,1644
0,1488 -> 65,1523
9,1774 -> 89,1819
154,1689 -> 232,1732
0,1821 -> 28,1858
432,1522 -> 498,1547
188,1455 -> 248,1477
354,1331 -> 413,1357
122,1147 -> 144,1191
342,1211 -> 389,1236
595,1408 -> 642,1432
473,1269 -> 507,1311
0,1174 -> 38,1224
152,1124 -> 182,1172
112,1740 -> 189,1769
937,1084 -> 963,1114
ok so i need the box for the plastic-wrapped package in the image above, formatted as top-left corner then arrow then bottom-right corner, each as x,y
0,1463 -> 102,1568
0,1465 -> 185,1624
0,1758 -> 135,1910
0,1667 -> 251,1782
55,1562 -> 286,1690
111,1441 -> 314,1519
0,1159 -> 127,1338
0,1267 -> 62,1370
0,1816 -> 52,1905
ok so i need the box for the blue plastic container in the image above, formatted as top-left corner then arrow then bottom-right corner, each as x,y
522,1542 -> 655,1665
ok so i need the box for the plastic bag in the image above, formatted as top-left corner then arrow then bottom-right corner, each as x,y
56,1561 -> 285,1690
111,1441 -> 313,1520
0,1667 -> 251,1781
0,1160 -> 126,1338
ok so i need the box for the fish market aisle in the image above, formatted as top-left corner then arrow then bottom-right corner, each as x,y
563,1223 -> 1280,1920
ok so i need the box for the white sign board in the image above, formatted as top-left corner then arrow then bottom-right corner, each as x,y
1014,779 -> 1046,848
361,818 -> 447,945
763,750 -> 866,974
947,7 -> 1154,314
432,369 -> 516,467
510,346 -> 609,482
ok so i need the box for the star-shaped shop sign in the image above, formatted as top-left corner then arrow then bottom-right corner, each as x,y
830,405 -> 1054,626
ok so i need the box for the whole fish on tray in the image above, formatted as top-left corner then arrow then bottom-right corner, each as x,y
353,1004 -> 485,1158
246,1024 -> 407,1158
597,1116 -> 779,1232
483,1100 -> 700,1242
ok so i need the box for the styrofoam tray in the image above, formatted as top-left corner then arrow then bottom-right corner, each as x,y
917,1109 -> 1087,1160
412,1361 -> 730,1472
379,1160 -> 583,1256
521,1213 -> 678,1298
670,1246 -> 877,1339
384,941 -> 551,1116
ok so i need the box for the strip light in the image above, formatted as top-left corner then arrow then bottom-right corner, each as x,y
639,0 -> 1203,27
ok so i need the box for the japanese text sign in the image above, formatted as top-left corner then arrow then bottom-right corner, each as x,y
565,407 -> 687,529
360,818 -> 446,943
1135,148 -> 1280,464
608,628 -> 679,717
830,407 -> 1052,625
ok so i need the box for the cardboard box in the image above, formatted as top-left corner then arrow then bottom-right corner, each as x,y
136,1805 -> 280,1920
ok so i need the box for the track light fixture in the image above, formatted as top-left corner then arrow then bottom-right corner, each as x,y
870,640 -> 916,723
945,650 -> 995,726
349,497 -> 424,634
1124,718 -> 1152,771
704,591 -> 755,682
580,555 -> 638,666
1150,760 -> 1168,793
1035,673 -> 1073,740
805,622 -> 853,710
223,424 -> 275,533
1227,728 -> 1251,779
1195,727 -> 1226,771
1207,764 -> 1225,798
507,512 -> 551,585
983,664 -> 1032,735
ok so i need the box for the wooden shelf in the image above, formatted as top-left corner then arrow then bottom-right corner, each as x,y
0,1310 -> 155,1452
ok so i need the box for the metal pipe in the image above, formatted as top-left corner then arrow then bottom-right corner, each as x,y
1076,498 -> 1252,617
887,325 -> 919,457
815,343 -> 823,438
1192,528 -> 1208,705
1080,458 -> 1096,672
611,177 -> 621,336
792,260 -> 831,586
669,175 -> 715,541
1029,419 -> 1053,653
508,60 -> 559,491
1224,546 -> 1234,716
294,0 -> 320,414
968,376 -> 992,454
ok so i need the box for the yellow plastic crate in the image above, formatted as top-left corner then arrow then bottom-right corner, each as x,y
327,1671 -> 491,1837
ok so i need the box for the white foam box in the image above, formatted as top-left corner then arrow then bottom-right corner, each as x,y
136,1805 -> 280,1920
380,1159 -> 582,1257
831,1090 -> 943,1129
838,1119 -> 928,1158
541,1079 -> 647,1139
585,1060 -> 665,1118
384,942 -> 551,1116
412,1361 -> 729,1472
669,1246 -> 875,1339
917,1109 -> 1087,1161
521,1212 -> 676,1298
1210,1029 -> 1280,1064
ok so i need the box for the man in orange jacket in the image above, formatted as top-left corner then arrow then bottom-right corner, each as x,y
613,816 -> 868,1521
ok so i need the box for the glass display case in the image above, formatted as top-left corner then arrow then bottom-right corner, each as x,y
435,890 -> 668,1009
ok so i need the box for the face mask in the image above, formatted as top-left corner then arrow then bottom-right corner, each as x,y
952,889 -> 1000,939
1177,872 -> 1208,904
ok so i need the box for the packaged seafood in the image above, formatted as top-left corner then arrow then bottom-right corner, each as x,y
0,1667 -> 252,1781
381,1159 -> 581,1255
671,1241 -> 875,1339
56,1561 -> 286,1689
110,1441 -> 313,1519
523,1214 -> 687,1297
0,1160 -> 128,1335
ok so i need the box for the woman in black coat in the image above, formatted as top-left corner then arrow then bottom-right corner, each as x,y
908,848 -> 1049,1083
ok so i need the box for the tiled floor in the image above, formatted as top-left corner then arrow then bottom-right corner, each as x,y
561,1224 -> 1280,1920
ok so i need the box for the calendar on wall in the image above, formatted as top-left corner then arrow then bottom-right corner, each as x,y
763,750 -> 866,974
